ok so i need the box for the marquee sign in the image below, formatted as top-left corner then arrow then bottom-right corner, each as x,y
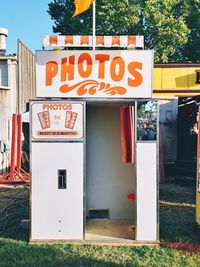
36,50 -> 153,98
31,101 -> 84,141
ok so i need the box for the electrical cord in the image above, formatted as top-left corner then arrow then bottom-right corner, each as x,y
0,185 -> 29,235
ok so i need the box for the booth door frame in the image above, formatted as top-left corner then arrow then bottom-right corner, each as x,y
84,100 -> 136,240
83,100 -> 159,242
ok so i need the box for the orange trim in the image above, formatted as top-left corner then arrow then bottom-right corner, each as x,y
81,36 -> 89,46
128,36 -> 136,46
49,36 -> 58,45
65,36 -> 73,45
112,36 -> 120,46
96,36 -> 104,46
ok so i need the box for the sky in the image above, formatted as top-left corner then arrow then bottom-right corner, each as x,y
0,0 -> 54,54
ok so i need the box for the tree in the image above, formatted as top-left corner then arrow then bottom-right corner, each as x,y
47,0 -> 140,35
47,0 -> 198,63
133,0 -> 189,63
177,0 -> 200,63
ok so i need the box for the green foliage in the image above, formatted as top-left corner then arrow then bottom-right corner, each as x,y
177,0 -> 200,63
134,0 -> 189,62
47,0 -> 199,63
47,0 -> 140,35
0,238 -> 199,267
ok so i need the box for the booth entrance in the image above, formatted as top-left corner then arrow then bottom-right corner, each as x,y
30,99 -> 158,244
85,103 -> 136,242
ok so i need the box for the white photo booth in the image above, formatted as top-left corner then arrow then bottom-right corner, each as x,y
30,48 -> 158,244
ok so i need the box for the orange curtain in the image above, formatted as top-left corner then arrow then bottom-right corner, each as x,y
120,106 -> 134,163
73,0 -> 94,17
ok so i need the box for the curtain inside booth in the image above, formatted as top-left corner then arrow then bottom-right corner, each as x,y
120,106 -> 134,163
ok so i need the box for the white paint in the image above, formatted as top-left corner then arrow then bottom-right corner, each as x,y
136,142 -> 157,241
31,142 -> 84,240
36,50 -> 153,98
92,1 -> 96,50
86,106 -> 135,220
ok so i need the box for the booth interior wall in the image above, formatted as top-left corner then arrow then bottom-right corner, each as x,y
86,105 -> 135,220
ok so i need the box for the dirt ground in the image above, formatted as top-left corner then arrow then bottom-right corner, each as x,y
160,179 -> 200,245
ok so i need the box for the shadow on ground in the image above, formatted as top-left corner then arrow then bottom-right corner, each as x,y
160,179 -> 200,244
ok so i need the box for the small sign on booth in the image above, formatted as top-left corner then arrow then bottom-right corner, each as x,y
31,101 -> 84,141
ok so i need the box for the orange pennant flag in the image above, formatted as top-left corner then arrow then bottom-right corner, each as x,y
73,0 -> 94,17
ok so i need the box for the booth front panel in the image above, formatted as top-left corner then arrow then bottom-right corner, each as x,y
136,142 -> 157,242
31,142 -> 84,240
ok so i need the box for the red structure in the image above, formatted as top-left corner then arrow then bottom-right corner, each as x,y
0,114 -> 30,185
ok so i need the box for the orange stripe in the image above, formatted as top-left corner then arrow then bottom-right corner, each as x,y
128,36 -> 136,46
81,36 -> 89,45
65,36 -> 73,45
49,36 -> 58,45
112,36 -> 120,46
96,36 -> 104,46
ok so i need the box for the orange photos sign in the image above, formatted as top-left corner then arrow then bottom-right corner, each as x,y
36,50 -> 153,98
31,101 -> 84,141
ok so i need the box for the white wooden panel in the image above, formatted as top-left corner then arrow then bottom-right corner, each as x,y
136,142 -> 157,241
18,40 -> 36,113
31,142 -> 83,240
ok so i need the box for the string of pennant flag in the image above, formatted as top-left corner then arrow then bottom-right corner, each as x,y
42,35 -> 144,49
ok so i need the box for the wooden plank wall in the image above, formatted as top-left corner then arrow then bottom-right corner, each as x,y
18,39 -> 36,113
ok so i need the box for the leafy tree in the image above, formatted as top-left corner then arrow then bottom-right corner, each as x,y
178,0 -> 200,63
47,0 -> 199,63
133,0 -> 189,62
47,0 -> 140,35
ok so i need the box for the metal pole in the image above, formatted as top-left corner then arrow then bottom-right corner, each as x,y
16,114 -> 22,173
92,1 -> 96,51
10,114 -> 17,181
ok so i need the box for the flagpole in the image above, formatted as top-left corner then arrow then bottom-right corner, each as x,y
92,1 -> 96,51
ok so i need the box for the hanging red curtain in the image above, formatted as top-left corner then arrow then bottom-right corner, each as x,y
120,106 -> 134,163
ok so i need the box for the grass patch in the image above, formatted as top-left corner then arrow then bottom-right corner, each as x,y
0,181 -> 199,266
0,238 -> 199,267
159,180 -> 200,244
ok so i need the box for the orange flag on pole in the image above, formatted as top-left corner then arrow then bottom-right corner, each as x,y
73,0 -> 94,17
